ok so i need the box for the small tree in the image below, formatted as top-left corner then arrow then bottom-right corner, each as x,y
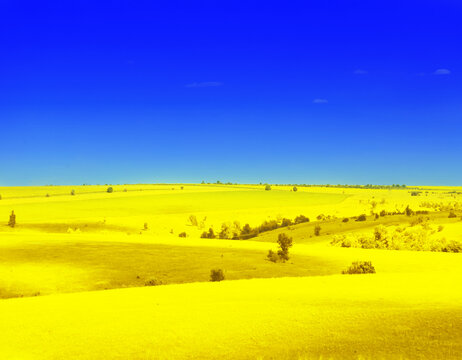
8,210 -> 16,228
210,269 -> 225,282
293,186 -> 298,192
265,184 -> 271,191
267,249 -> 279,262
314,224 -> 321,236
277,233 -> 293,261
107,187 -> 114,193
70,189 -> 75,196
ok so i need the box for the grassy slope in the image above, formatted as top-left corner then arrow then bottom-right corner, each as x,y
1,273 -> 461,360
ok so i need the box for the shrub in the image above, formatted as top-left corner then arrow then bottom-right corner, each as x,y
405,205 -> 414,216
200,228 -> 216,239
107,187 -> 113,193
277,233 -> 293,261
210,269 -> 225,282
314,224 -> 321,236
380,210 -> 387,217
143,223 -> 148,231
342,261 -> 376,274
0,194 -> 2,200
145,278 -> 163,286
265,184 -> 271,191
293,186 -> 298,192
178,232 -> 187,237
448,211 -> 457,218
70,189 -> 75,196
342,218 -> 349,223
281,218 -> 292,227
267,249 -> 279,262
294,215 -> 309,224
356,214 -> 367,222
8,210 -> 16,228
189,215 -> 198,226
45,193 -> 50,197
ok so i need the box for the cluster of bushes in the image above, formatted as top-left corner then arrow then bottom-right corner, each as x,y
331,224 -> 462,253
420,201 -> 461,212
200,215 -> 310,240
267,233 -> 293,262
342,261 -> 376,274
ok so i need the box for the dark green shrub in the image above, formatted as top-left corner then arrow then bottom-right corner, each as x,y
380,210 -> 387,217
342,261 -> 376,274
200,228 -> 216,239
265,184 -> 271,191
189,215 -> 198,226
293,186 -> 298,192
281,218 -> 292,227
107,187 -> 113,193
143,223 -> 148,231
71,189 -> 75,196
267,249 -> 279,262
314,224 -> 321,236
178,232 -> 187,237
294,215 -> 309,224
405,205 -> 414,216
448,212 -> 457,218
210,269 -> 225,282
356,214 -> 367,221
8,210 -> 16,228
342,218 -> 349,223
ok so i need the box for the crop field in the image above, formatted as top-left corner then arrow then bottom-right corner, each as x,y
1,184 -> 461,359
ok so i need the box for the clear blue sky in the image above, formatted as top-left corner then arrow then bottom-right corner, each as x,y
1,1 -> 461,186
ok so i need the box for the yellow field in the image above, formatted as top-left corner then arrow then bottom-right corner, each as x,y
0,184 -> 461,359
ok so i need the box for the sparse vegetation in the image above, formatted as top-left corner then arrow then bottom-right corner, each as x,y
342,261 -> 376,274
314,224 -> 321,236
8,210 -> 16,228
145,278 -> 163,286
210,269 -> 225,282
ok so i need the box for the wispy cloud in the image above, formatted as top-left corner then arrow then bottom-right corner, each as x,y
313,98 -> 328,104
434,68 -> 451,75
354,69 -> 368,75
185,81 -> 224,88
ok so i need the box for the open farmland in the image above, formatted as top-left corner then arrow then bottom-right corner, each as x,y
0,184 -> 461,359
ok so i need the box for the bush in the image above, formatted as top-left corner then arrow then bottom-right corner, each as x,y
71,189 -> 75,196
294,215 -> 309,224
448,211 -> 457,218
267,249 -> 279,262
405,205 -> 414,216
356,214 -> 367,221
178,232 -> 187,237
210,269 -> 225,282
145,278 -> 163,286
107,187 -> 113,193
293,186 -> 298,192
314,224 -> 321,236
143,223 -> 148,231
380,210 -> 387,217
342,261 -> 376,274
8,210 -> 16,228
281,218 -> 292,227
342,218 -> 349,222
265,184 -> 271,191
200,228 -> 216,239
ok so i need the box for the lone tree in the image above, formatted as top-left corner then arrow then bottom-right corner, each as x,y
276,233 -> 293,261
210,268 -> 225,282
107,187 -> 114,193
293,186 -> 298,192
265,184 -> 271,191
8,211 -> 16,228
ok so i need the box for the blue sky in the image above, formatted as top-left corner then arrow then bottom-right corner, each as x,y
1,0 -> 461,186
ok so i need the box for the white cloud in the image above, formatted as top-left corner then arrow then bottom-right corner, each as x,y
354,69 -> 368,75
185,82 -> 224,88
434,69 -> 451,75
313,98 -> 328,104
